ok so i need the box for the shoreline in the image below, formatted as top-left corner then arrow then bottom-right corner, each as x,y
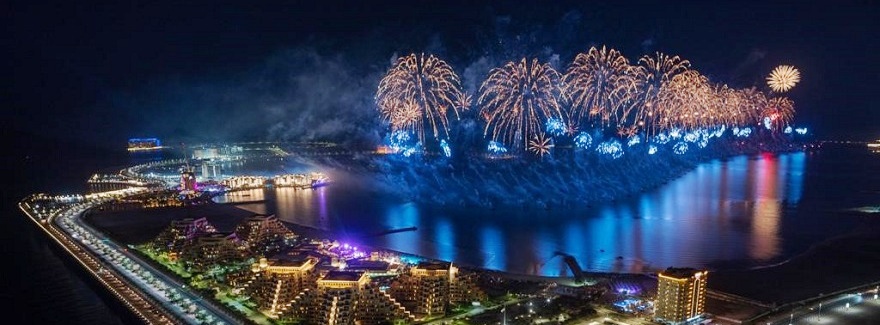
709,220 -> 880,305
86,197 -> 879,299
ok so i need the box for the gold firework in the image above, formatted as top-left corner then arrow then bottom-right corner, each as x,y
479,58 -> 564,151
767,65 -> 800,92
527,133 -> 554,157
562,46 -> 637,129
376,53 -> 465,143
634,52 -> 690,135
763,97 -> 795,130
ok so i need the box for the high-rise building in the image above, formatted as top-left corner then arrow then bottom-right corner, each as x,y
180,232 -> 242,271
234,254 -> 318,317
654,268 -> 708,324
150,217 -> 217,256
234,215 -> 297,254
180,166 -> 198,192
313,271 -> 369,325
391,262 -> 485,318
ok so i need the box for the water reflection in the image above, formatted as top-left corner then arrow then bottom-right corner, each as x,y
216,152 -> 830,275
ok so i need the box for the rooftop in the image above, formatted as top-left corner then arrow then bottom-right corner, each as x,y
415,261 -> 451,271
660,267 -> 706,279
322,271 -> 364,282
269,252 -> 312,267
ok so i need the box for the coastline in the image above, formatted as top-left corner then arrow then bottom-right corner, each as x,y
709,221 -> 880,305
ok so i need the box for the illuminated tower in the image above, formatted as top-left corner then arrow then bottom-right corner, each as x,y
180,166 -> 197,192
654,268 -> 707,324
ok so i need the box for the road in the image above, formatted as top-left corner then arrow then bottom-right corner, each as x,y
21,194 -> 242,325
763,288 -> 880,325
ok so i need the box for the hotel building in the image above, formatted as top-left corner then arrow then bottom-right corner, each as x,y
654,268 -> 708,324
150,217 -> 217,256
234,214 -> 297,254
180,232 -> 242,271
232,254 -> 318,318
391,262 -> 484,318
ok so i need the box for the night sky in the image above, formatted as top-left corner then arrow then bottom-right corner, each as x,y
6,1 -> 879,149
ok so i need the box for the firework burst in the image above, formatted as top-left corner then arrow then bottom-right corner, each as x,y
767,65 -> 800,92
563,46 -> 638,129
479,58 -> 564,151
633,52 -> 690,135
528,133 -> 554,157
762,97 -> 795,130
376,53 -> 465,143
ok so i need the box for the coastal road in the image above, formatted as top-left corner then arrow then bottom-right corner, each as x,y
22,195 -> 241,325
764,288 -> 880,325
72,205 -> 245,324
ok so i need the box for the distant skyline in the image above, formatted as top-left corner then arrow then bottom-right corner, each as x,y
6,1 -> 879,148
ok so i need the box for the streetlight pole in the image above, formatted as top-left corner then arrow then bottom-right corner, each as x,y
817,302 -> 822,322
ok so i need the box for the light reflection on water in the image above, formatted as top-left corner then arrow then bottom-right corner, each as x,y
217,151 -> 876,275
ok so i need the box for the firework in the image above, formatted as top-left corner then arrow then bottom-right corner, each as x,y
596,140 -> 624,159
527,133 -> 554,157
545,118 -> 567,136
767,65 -> 800,92
479,58 -> 564,150
487,141 -> 508,154
377,53 -> 465,143
627,135 -> 641,147
440,139 -> 452,157
648,145 -> 658,155
574,132 -> 593,149
634,52 -> 690,134
762,97 -> 795,131
563,46 -> 638,129
673,142 -> 689,155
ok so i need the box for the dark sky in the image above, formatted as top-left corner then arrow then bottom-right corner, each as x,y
6,0 -> 879,148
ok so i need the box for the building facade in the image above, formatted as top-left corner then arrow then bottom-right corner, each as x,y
233,214 -> 297,254
150,217 -> 217,256
654,268 -> 708,324
180,232 -> 242,271
391,262 -> 484,318
235,255 -> 318,317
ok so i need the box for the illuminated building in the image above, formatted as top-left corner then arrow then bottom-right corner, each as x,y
180,166 -> 197,193
193,147 -> 219,160
272,172 -> 330,188
234,254 -> 319,317
150,217 -> 217,256
304,271 -> 414,325
313,271 -> 368,325
246,267 -> 415,324
200,161 -> 221,180
391,262 -> 485,318
87,174 -> 146,193
234,215 -> 297,254
221,176 -> 266,190
127,138 -> 162,151
180,232 -> 242,271
654,268 -> 708,324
